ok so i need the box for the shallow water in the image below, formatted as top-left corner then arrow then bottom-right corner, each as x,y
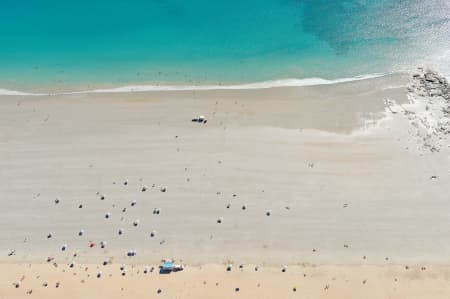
0,0 -> 449,87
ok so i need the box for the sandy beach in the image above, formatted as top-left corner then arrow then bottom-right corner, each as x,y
2,263 -> 450,299
1,72 -> 450,298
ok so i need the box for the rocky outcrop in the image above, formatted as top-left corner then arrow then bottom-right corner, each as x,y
410,69 -> 449,101
405,68 -> 450,152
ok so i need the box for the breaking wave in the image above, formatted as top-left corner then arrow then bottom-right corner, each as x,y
0,73 -> 385,96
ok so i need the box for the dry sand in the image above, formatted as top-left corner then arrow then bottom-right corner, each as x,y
2,263 -> 450,299
1,73 -> 450,298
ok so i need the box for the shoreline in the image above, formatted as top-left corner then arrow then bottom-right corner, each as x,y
0,72 -> 394,95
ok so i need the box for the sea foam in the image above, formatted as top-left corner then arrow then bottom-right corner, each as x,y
0,74 -> 384,96
0,89 -> 45,96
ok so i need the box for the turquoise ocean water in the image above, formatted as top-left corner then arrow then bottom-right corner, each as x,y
0,0 -> 449,90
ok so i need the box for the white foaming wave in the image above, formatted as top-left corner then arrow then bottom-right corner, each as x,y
0,73 -> 385,96
0,88 -> 46,96
71,73 -> 385,94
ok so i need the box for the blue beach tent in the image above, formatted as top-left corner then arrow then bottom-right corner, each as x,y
160,261 -> 174,273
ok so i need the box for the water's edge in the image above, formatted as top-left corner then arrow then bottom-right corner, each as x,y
0,73 -> 387,96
